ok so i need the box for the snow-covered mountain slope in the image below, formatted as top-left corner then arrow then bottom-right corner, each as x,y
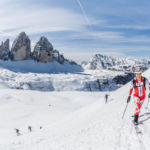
0,60 -> 83,74
0,62 -> 132,91
83,54 -> 150,71
0,69 -> 150,149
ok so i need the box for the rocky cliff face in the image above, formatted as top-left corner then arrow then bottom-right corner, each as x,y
10,32 -> 31,61
32,37 -> 53,63
0,39 -> 9,60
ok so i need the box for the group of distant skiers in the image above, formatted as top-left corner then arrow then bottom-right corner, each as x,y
15,125 -> 32,136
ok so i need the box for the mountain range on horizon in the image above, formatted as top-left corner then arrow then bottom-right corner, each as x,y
82,53 -> 150,72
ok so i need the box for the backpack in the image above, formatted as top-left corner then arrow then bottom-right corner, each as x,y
133,77 -> 146,89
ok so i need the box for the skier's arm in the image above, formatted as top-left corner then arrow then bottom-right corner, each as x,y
129,88 -> 133,96
127,81 -> 133,103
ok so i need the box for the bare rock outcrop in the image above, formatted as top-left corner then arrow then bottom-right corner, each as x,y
10,32 -> 31,61
32,37 -> 53,63
0,39 -> 9,60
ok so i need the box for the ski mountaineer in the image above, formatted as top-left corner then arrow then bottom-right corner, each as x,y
127,66 -> 150,125
105,94 -> 109,104
15,128 -> 21,136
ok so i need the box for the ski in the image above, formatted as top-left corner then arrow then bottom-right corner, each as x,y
134,124 -> 143,135
130,118 -> 143,135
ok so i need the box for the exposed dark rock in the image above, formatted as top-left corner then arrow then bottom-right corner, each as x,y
32,36 -> 53,63
112,73 -> 134,85
10,32 -> 31,61
0,39 -> 9,60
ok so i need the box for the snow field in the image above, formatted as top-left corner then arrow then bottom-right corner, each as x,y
0,63 -> 150,149
0,90 -> 108,149
1,83 -> 150,150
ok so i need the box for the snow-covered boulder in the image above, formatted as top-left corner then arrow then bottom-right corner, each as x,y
10,32 -> 31,61
0,39 -> 9,60
32,36 -> 53,63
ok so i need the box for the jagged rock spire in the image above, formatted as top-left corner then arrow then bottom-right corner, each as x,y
32,36 -> 53,63
0,39 -> 9,60
10,32 -> 31,61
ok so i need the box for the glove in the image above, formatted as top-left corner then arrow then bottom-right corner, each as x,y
148,93 -> 150,98
127,96 -> 131,103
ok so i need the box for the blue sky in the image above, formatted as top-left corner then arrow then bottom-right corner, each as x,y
0,0 -> 150,62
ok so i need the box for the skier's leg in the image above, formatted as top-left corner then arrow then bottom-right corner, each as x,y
137,97 -> 144,114
134,97 -> 141,124
134,97 -> 145,124
134,97 -> 141,116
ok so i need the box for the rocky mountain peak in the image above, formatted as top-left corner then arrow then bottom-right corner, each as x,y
10,32 -> 31,61
0,39 -> 10,60
32,36 -> 53,62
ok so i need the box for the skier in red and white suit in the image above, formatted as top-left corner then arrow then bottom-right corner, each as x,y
127,67 -> 150,125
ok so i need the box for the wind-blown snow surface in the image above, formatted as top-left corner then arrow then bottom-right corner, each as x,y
0,69 -> 150,149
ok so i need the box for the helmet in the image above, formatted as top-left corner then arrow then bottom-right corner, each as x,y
133,66 -> 142,74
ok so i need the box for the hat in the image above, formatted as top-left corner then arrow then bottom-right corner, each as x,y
133,66 -> 142,74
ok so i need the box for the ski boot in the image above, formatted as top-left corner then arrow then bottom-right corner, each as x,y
134,115 -> 139,125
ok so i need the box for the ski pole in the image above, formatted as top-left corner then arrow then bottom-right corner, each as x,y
122,103 -> 129,119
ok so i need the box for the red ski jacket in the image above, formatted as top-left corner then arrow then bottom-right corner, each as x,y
129,77 -> 150,99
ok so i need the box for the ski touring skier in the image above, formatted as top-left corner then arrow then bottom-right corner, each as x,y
28,126 -> 32,132
105,94 -> 109,104
127,66 -> 150,125
15,128 -> 21,136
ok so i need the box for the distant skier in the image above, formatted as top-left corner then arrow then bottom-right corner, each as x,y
127,66 -> 150,125
28,126 -> 32,132
15,128 -> 21,136
105,94 -> 109,103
